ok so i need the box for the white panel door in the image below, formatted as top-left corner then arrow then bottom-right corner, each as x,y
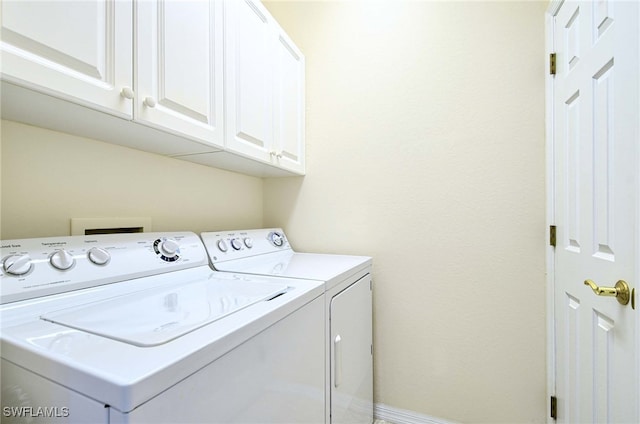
224,0 -> 274,162
135,0 -> 223,150
273,26 -> 305,174
330,276 -> 373,424
552,1 -> 639,422
0,0 -> 132,118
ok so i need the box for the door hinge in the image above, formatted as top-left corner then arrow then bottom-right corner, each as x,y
549,53 -> 557,75
550,395 -> 557,419
549,225 -> 557,247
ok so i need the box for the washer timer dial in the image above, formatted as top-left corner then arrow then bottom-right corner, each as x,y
153,238 -> 180,262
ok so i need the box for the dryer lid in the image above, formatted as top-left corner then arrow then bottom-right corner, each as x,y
40,277 -> 287,347
214,251 -> 372,288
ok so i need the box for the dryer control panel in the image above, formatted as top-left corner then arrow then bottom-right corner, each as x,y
201,228 -> 291,263
0,232 -> 207,304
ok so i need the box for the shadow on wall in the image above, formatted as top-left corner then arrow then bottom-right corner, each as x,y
264,176 -> 304,228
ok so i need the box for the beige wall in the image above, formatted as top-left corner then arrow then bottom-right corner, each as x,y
1,1 -> 548,421
263,1 -> 547,423
0,120 -> 263,239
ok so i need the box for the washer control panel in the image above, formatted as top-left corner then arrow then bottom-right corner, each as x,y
201,228 -> 291,264
0,232 -> 207,304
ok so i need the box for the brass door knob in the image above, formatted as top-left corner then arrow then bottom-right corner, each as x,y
584,279 -> 630,305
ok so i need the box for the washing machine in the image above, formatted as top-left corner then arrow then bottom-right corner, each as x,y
200,228 -> 373,424
0,232 -> 325,423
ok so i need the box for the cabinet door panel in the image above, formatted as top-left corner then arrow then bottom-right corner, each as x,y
225,0 -> 273,160
0,0 -> 132,117
274,30 -> 305,173
136,0 -> 223,150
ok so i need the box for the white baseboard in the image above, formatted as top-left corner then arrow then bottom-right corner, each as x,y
374,403 -> 457,424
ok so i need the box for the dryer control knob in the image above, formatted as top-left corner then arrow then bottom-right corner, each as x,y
217,240 -> 228,252
3,254 -> 33,275
50,249 -> 76,270
268,231 -> 285,247
231,238 -> 243,250
88,247 -> 111,265
160,239 -> 180,257
243,237 -> 253,248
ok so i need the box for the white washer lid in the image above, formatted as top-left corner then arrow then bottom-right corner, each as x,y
40,279 -> 287,347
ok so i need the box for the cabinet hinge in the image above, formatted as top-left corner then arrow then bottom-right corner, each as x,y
550,395 -> 557,419
549,53 -> 557,75
549,225 -> 557,247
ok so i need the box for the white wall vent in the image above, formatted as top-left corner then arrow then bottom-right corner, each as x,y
71,218 -> 152,236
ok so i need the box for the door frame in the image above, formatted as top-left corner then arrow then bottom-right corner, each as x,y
545,1 -> 640,422
544,2 -> 559,423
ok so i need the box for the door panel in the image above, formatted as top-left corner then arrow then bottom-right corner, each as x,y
0,0 -> 132,117
274,29 -> 305,173
224,0 -> 274,160
135,0 -> 223,150
552,1 -> 639,422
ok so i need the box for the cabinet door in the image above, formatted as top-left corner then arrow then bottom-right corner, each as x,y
0,0 -> 133,118
330,276 -> 373,424
273,27 -> 305,174
135,0 -> 223,150
224,0 -> 274,162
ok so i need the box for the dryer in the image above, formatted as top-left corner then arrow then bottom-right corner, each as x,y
200,228 -> 373,424
0,232 -> 325,423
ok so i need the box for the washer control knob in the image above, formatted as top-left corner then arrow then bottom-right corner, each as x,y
217,240 -> 228,252
88,247 -> 110,265
231,238 -> 243,251
50,249 -> 76,270
243,237 -> 253,248
3,254 -> 33,275
153,238 -> 180,262
159,239 -> 180,257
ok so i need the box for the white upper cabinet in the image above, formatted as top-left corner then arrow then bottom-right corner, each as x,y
0,0 -> 133,118
0,0 -> 304,176
135,0 -> 224,150
224,0 -> 274,162
273,25 -> 305,174
224,0 -> 305,174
